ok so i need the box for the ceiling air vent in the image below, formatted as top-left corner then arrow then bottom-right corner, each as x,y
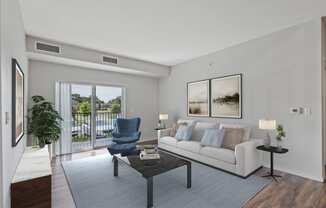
102,56 -> 118,64
36,42 -> 60,54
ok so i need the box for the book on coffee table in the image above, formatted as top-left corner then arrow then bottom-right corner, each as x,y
140,150 -> 160,160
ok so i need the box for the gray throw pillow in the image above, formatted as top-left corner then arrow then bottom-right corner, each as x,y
201,128 -> 225,147
222,128 -> 245,150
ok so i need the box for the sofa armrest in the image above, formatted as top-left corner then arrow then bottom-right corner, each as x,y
157,128 -> 172,139
235,139 -> 264,176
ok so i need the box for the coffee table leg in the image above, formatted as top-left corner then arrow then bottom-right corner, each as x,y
113,156 -> 118,177
187,163 -> 191,188
147,177 -> 153,208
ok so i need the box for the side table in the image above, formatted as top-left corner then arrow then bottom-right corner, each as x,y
256,145 -> 288,182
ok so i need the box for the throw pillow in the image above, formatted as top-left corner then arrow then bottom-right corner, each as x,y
201,128 -> 225,147
175,125 -> 193,141
222,127 -> 245,150
170,122 -> 187,137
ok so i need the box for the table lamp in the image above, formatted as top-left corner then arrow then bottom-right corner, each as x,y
259,119 -> 276,147
159,114 -> 168,129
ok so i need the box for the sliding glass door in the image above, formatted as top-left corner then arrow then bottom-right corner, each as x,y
69,83 -> 124,153
94,86 -> 123,148
71,84 -> 93,152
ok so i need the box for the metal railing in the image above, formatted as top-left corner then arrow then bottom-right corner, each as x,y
72,112 -> 122,142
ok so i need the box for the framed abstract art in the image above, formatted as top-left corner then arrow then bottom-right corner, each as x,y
12,58 -> 24,146
187,80 -> 210,117
210,74 -> 242,118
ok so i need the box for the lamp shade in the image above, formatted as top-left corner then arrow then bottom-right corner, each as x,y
159,114 -> 169,120
259,119 -> 276,130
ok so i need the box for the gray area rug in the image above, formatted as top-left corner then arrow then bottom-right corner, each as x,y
62,154 -> 270,208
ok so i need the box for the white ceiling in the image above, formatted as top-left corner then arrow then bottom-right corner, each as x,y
20,0 -> 326,66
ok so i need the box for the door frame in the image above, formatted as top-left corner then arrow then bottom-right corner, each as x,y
321,17 -> 326,180
67,81 -> 126,150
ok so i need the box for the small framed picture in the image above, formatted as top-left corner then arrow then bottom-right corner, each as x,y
210,74 -> 242,118
12,58 -> 24,146
187,80 -> 210,117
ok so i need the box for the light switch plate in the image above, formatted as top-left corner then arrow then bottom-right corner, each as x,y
5,112 -> 9,124
304,108 -> 311,115
290,107 -> 303,114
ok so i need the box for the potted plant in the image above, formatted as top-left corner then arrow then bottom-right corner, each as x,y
28,95 -> 62,148
276,124 -> 286,150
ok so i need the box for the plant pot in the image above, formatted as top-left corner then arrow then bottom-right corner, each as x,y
39,142 -> 45,148
38,139 -> 46,148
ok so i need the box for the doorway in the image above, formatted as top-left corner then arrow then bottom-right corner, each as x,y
56,82 -> 125,154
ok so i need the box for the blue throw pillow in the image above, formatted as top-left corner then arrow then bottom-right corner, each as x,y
175,125 -> 193,141
200,128 -> 225,147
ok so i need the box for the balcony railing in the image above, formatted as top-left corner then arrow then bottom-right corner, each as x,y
72,112 -> 122,143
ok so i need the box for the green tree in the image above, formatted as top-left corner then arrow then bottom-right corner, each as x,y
79,101 -> 91,114
111,103 -> 121,113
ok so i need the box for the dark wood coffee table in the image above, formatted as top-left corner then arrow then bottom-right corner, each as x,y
112,150 -> 191,208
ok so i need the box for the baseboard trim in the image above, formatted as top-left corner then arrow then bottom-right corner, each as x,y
158,148 -> 262,179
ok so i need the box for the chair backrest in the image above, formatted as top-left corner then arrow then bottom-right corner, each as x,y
115,117 -> 141,134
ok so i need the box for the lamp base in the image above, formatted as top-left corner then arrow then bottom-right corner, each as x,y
264,144 -> 270,148
265,132 -> 271,147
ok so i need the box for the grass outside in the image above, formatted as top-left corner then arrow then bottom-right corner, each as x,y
72,135 -> 90,142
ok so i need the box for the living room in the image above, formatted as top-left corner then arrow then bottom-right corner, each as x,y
1,0 -> 326,208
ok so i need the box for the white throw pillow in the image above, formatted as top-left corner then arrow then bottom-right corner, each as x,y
177,119 -> 197,126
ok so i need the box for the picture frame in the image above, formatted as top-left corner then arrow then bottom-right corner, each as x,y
210,74 -> 242,119
12,58 -> 24,147
187,79 -> 210,117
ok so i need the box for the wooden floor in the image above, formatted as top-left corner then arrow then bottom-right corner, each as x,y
52,149 -> 326,208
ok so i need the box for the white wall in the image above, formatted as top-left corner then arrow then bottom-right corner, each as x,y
28,60 -> 159,140
26,36 -> 171,78
0,0 -> 3,205
159,19 -> 323,181
0,0 -> 28,206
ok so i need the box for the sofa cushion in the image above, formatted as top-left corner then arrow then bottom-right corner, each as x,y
201,128 -> 225,147
191,122 -> 219,142
222,128 -> 245,150
200,147 -> 236,164
220,123 -> 251,141
159,136 -> 178,146
177,141 -> 201,153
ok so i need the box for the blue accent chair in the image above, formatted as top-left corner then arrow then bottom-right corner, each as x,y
107,117 -> 141,156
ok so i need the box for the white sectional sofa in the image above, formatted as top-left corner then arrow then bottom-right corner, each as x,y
158,120 -> 265,178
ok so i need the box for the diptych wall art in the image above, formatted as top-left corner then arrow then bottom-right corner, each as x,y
187,74 -> 242,119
